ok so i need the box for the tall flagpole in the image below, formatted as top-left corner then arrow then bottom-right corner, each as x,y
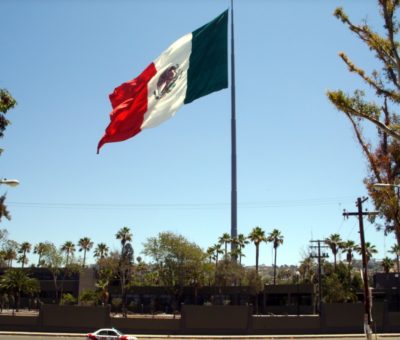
230,0 -> 238,253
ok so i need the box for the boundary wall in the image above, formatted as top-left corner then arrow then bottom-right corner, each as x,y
0,304 -> 399,334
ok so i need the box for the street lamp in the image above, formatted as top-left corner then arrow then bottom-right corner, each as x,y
373,183 -> 400,191
0,178 -> 19,187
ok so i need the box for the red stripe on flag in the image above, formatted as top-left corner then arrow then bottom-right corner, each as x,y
97,63 -> 157,153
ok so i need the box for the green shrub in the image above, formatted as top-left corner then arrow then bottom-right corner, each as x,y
78,289 -> 99,306
60,293 -> 77,305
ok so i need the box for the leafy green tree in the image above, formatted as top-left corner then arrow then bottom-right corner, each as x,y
41,242 -> 63,303
242,269 -> 263,314
129,261 -> 158,287
381,256 -> 394,273
60,262 -> 81,303
142,232 -> 207,287
267,229 -> 284,285
322,262 -> 361,303
327,1 -> 400,246
78,237 -> 93,267
120,242 -> 134,315
277,267 -> 293,283
143,232 -> 208,308
389,244 -> 400,272
17,242 -> 31,268
214,258 -> 245,287
325,233 -> 343,270
60,293 -> 77,305
248,226 -> 266,273
79,289 -> 99,306
0,89 -> 17,223
95,251 -> 119,305
60,241 -> 75,266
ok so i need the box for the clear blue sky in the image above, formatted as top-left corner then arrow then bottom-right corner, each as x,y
1,0 -> 391,267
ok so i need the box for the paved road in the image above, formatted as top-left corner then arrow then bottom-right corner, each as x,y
1,335 -> 400,340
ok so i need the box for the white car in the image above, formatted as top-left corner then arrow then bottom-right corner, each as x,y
86,328 -> 137,340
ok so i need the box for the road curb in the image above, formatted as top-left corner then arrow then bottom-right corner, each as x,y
1,332 -> 400,339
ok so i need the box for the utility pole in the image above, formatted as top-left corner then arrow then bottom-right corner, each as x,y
343,197 -> 378,337
310,240 -> 329,314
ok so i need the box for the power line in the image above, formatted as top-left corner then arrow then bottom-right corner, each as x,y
7,196 -> 356,210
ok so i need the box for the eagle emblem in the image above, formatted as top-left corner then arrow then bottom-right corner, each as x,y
153,64 -> 182,100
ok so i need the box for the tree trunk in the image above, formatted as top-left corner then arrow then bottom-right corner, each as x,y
255,244 -> 259,273
273,247 -> 277,285
83,250 -> 86,267
15,292 -> 20,312
334,252 -> 337,271
52,273 -> 59,303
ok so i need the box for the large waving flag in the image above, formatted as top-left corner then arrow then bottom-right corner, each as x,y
97,10 -> 228,153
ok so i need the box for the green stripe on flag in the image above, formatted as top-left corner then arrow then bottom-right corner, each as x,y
184,10 -> 228,104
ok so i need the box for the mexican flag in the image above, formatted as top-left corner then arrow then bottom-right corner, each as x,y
97,10 -> 228,153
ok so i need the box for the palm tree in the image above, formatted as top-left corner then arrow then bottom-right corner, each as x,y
115,227 -> 132,252
230,246 -> 245,264
212,243 -> 223,266
60,241 -> 75,266
341,240 -> 357,267
218,233 -> 231,257
0,195 -> 11,222
389,244 -> 400,272
248,226 -> 266,273
96,278 -> 110,306
232,234 -> 249,265
299,256 -> 315,283
17,242 -> 31,268
364,242 -> 378,263
34,242 -> 50,267
4,248 -> 16,268
324,233 -> 342,270
356,242 -> 378,264
78,237 -> 93,267
381,257 -> 394,273
267,229 -> 284,285
93,243 -> 109,261
0,269 -> 40,312
206,246 -> 215,263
